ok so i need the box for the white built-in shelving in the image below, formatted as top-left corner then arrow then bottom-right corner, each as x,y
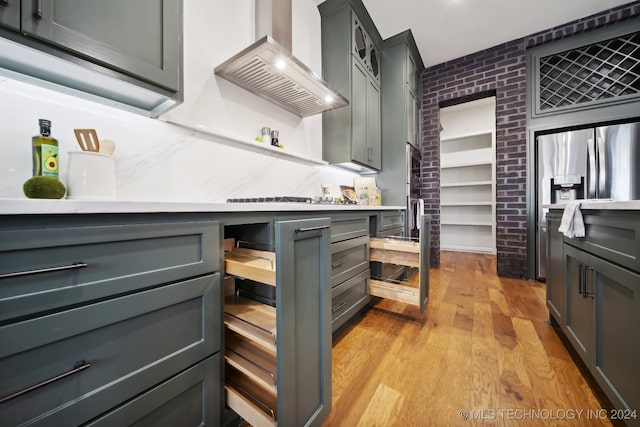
439,97 -> 496,254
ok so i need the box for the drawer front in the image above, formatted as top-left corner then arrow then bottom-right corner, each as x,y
0,219 -> 220,322
331,235 -> 370,287
564,211 -> 640,273
0,273 -> 220,427
379,211 -> 405,232
332,269 -> 370,328
86,354 -> 221,427
377,227 -> 405,238
330,214 -> 370,243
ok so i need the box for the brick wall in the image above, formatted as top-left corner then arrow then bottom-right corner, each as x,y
420,1 -> 640,278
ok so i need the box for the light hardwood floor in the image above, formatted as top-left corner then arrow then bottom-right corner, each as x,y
323,251 -> 617,427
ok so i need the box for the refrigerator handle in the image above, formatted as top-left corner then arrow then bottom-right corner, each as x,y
587,137 -> 597,199
417,199 -> 424,230
596,133 -> 607,199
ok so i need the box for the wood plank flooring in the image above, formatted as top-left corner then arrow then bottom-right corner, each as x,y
323,251 -> 617,427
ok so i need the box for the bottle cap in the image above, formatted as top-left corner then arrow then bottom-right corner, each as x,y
39,119 -> 52,137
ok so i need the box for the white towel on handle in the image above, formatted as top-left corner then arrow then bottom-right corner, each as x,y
558,201 -> 585,238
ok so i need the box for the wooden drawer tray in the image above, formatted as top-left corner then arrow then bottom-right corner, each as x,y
224,239 -> 276,286
225,329 -> 277,395
224,295 -> 277,354
369,237 -> 420,266
226,365 -> 277,427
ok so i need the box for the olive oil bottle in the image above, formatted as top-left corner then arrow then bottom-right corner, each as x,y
32,119 -> 59,178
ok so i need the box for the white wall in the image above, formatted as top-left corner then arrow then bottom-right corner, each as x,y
0,0 -> 358,202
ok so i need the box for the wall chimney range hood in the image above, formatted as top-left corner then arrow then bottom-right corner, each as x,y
214,0 -> 348,118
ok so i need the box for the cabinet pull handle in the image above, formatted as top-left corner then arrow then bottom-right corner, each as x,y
584,266 -> 595,299
0,360 -> 90,404
577,263 -> 585,297
0,261 -> 88,279
33,0 -> 42,19
0,1 -> 9,7
332,302 -> 346,313
331,261 -> 345,269
295,225 -> 330,233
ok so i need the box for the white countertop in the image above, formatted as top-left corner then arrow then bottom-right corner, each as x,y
0,198 -> 405,215
544,200 -> 640,210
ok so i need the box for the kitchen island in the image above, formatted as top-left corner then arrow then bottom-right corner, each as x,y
545,202 -> 639,426
0,199 -> 422,427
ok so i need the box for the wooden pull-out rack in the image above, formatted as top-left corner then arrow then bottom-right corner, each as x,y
369,216 -> 430,315
223,239 -> 278,426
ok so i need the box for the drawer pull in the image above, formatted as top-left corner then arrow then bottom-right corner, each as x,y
0,261 -> 88,279
295,225 -> 330,233
331,261 -> 345,269
0,360 -> 90,404
33,0 -> 42,19
332,302 -> 346,314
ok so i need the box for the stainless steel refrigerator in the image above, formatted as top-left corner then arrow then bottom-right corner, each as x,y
536,121 -> 640,280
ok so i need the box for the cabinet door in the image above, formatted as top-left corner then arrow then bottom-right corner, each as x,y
0,0 -> 19,30
546,215 -> 565,324
564,244 -> 592,365
275,217 -> 331,427
351,59 -> 369,165
407,87 -> 417,149
590,256 -> 640,415
418,215 -> 431,314
85,354 -> 220,427
367,79 -> 381,169
20,0 -> 180,91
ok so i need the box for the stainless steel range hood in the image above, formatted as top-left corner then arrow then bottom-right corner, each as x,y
214,0 -> 347,118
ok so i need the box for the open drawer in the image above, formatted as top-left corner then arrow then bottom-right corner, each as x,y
369,215 -> 430,315
224,238 -> 276,286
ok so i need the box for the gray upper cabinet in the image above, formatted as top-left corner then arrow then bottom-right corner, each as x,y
0,0 -> 20,31
20,0 -> 180,92
319,0 -> 382,172
381,30 -> 424,151
0,0 -> 182,116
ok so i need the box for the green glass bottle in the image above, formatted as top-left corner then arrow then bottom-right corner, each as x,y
32,119 -> 59,178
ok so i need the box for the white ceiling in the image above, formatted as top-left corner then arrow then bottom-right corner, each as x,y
357,0 -> 635,68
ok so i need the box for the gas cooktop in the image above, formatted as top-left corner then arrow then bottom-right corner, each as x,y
226,196 -> 312,203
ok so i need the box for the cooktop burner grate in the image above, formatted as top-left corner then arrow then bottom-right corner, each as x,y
226,196 -> 312,203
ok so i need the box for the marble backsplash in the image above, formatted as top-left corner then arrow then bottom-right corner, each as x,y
0,78 -> 358,203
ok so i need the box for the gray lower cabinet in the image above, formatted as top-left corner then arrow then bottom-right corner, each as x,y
86,353 -> 220,427
548,208 -> 640,425
0,214 -> 222,426
377,210 -> 405,238
224,217 -> 332,426
545,212 -> 565,324
564,243 -> 640,422
0,273 -> 221,426
329,214 -> 371,332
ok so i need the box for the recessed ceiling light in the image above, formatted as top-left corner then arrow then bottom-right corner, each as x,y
275,59 -> 286,70
324,95 -> 334,103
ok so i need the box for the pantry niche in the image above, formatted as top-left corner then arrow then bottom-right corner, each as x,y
439,97 -> 497,254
